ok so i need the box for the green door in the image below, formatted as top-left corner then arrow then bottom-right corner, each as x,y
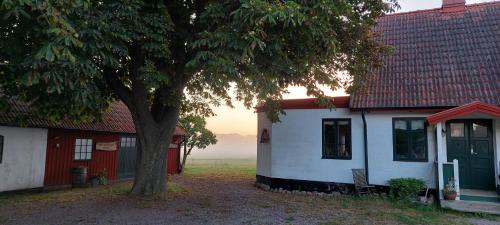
118,135 -> 137,179
446,120 -> 495,190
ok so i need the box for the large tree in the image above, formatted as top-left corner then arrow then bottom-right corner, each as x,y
0,0 -> 397,195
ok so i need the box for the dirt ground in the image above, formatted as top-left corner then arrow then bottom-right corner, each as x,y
0,162 -> 499,225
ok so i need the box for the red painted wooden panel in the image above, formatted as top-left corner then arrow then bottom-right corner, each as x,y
167,147 -> 180,174
44,129 -> 182,186
167,136 -> 181,175
44,129 -> 119,186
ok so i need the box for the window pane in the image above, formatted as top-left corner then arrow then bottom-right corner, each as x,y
76,139 -> 82,145
411,132 -> 426,160
323,122 -> 335,158
130,138 -> 136,147
411,120 -> 424,131
337,121 -> 351,158
395,128 -> 409,159
120,137 -> 126,147
75,152 -> 80,160
450,123 -> 465,137
395,120 -> 407,130
472,122 -> 488,137
127,138 -> 132,147
86,152 -> 92,160
86,145 -> 92,152
87,139 -> 93,146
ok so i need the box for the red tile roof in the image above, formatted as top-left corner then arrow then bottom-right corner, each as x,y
255,96 -> 350,112
1,101 -> 186,136
350,2 -> 500,109
427,101 -> 500,125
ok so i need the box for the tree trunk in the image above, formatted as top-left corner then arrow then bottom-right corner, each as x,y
130,109 -> 180,195
179,143 -> 193,173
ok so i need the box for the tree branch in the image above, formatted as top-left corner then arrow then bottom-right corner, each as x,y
103,67 -> 133,107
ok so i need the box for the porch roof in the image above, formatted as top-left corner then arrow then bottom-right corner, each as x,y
427,101 -> 500,125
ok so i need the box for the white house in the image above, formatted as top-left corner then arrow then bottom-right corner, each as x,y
256,0 -> 500,206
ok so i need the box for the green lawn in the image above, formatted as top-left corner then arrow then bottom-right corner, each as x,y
182,158 -> 256,177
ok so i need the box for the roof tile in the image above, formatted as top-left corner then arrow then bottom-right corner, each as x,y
350,2 -> 500,109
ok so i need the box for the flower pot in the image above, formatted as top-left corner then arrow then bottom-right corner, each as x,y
91,177 -> 99,187
443,191 -> 457,200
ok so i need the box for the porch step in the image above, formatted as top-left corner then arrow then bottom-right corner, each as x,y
442,200 -> 500,215
460,189 -> 500,203
461,195 -> 500,203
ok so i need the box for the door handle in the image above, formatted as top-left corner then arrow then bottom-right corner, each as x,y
471,145 -> 477,155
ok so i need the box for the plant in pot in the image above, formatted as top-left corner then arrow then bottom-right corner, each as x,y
90,170 -> 108,187
96,170 -> 108,185
443,178 -> 457,200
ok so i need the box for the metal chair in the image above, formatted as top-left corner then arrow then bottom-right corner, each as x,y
352,169 -> 375,195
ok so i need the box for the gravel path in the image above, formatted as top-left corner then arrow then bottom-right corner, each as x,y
0,173 -> 498,225
0,174 -> 330,225
469,219 -> 500,225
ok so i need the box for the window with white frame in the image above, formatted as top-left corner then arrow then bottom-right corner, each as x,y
74,138 -> 93,160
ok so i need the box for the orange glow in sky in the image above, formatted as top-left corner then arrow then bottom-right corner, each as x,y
205,86 -> 346,136
205,0 -> 497,136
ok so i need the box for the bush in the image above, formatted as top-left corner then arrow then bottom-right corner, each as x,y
388,178 -> 426,200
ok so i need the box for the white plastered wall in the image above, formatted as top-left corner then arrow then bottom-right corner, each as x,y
0,126 -> 48,192
256,112 -> 272,177
366,112 -> 436,188
269,108 -> 364,183
258,108 -> 437,187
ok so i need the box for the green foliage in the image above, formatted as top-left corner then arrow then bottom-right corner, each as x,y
179,115 -> 217,151
388,178 -> 426,201
0,0 -> 398,123
443,178 -> 456,194
0,0 -> 398,193
96,170 -> 108,185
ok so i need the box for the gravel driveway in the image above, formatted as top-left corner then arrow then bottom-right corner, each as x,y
0,169 -> 498,225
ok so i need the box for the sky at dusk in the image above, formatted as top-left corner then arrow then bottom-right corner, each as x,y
204,0 -> 497,137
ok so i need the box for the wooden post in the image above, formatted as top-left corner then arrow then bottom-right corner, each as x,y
453,159 -> 460,200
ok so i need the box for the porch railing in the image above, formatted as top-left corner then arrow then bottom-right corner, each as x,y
441,159 -> 460,200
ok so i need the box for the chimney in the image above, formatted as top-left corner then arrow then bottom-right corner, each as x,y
442,0 -> 466,13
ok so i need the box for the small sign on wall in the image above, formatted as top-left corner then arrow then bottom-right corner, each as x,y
96,142 -> 117,151
260,129 -> 270,143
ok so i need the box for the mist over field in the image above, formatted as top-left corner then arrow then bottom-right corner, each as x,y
189,133 -> 257,160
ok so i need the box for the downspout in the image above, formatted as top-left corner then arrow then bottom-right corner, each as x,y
361,109 -> 369,184
434,126 -> 441,206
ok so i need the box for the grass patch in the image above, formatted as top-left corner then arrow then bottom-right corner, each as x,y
0,179 -> 187,206
182,159 -> 256,177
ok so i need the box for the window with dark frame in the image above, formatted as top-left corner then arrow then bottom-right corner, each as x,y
74,138 -> 93,160
0,135 -> 3,164
322,119 -> 352,159
393,118 -> 427,162
120,137 -> 136,148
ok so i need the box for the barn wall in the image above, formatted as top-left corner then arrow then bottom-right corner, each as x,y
0,126 -> 48,192
167,136 -> 182,175
45,129 -> 182,187
44,129 -> 119,186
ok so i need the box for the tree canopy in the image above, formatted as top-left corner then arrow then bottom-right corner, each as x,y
178,115 -> 217,171
0,0 -> 398,195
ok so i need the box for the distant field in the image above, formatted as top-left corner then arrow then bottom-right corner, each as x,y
186,158 -> 256,165
183,158 -> 256,177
